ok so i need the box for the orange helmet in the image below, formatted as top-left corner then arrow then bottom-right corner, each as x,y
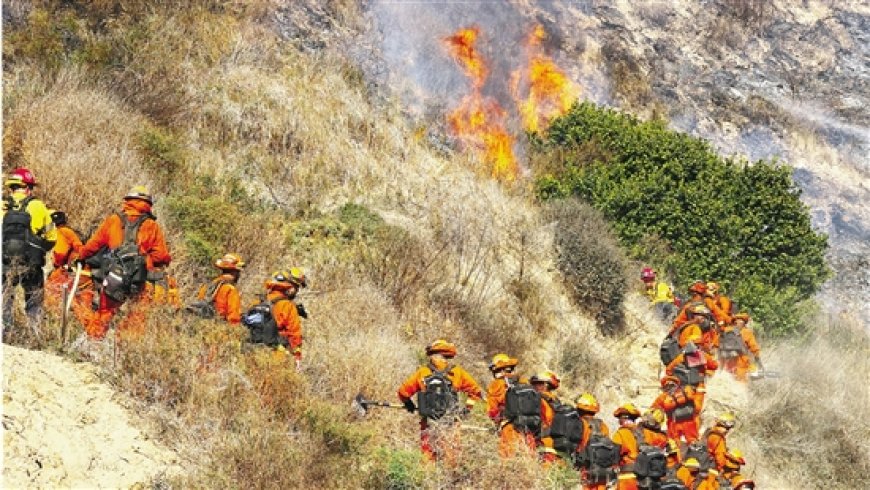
575,392 -> 600,413
732,312 -> 751,323
489,353 -> 518,372
5,167 -> 37,187
613,402 -> 641,419
660,375 -> 681,388
265,270 -> 296,291
734,478 -> 756,489
688,281 -> 707,295
124,185 -> 153,204
425,339 -> 457,358
215,253 -> 245,271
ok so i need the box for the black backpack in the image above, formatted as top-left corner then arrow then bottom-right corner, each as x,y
2,196 -> 51,267
504,380 -> 542,433
243,297 -> 290,347
578,419 -> 620,480
633,427 -> 667,480
417,368 -> 458,420
101,214 -> 150,301
549,401 -> 584,454
719,327 -> 747,359
685,439 -> 713,472
660,473 -> 689,490
185,279 -> 227,319
672,363 -> 703,387
660,322 -> 690,366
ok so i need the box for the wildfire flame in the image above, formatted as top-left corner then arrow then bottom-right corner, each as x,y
442,24 -> 580,181
513,25 -> 581,133
444,27 -> 519,181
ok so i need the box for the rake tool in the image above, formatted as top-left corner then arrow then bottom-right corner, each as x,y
352,393 -> 404,417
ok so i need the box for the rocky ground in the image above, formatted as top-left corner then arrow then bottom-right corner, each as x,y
2,344 -> 182,488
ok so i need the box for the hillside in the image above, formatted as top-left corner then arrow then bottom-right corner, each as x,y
3,1 -> 869,489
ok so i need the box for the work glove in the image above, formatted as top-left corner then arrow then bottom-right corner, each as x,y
296,303 -> 308,319
403,399 -> 417,413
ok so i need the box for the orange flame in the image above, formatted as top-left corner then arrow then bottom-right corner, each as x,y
513,25 -> 580,133
444,27 -> 519,181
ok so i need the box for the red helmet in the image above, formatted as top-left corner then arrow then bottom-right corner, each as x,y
641,267 -> 656,281
5,167 -> 37,187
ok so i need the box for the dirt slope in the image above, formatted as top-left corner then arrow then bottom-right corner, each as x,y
2,344 -> 182,489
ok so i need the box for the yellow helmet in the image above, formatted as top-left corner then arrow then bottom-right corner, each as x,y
489,353 -> 518,372
716,412 -> 737,429
683,457 -> 701,469
645,408 -> 666,427
288,267 -> 307,288
575,392 -> 600,413
425,339 -> 457,358
666,439 -> 680,455
215,253 -> 245,271
530,370 -> 560,389
613,402 -> 641,419
124,185 -> 153,204
706,281 -> 721,294
265,270 -> 295,291
690,304 -> 711,317
726,448 -> 745,465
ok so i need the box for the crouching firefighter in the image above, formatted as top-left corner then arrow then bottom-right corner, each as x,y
242,269 -> 307,369
486,353 -> 538,458
77,186 -> 171,339
397,339 -> 482,463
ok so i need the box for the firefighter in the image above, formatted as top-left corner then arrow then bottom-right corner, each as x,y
397,339 -> 482,463
611,403 -> 643,490
651,375 -> 702,444
2,168 -> 57,333
718,312 -> 763,382
486,353 -> 536,458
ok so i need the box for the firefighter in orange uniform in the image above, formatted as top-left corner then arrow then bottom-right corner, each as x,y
263,268 -> 306,367
486,353 -> 536,457
530,370 -> 563,465
76,186 -> 171,339
706,413 -> 736,472
574,392 -> 613,490
397,339 -> 482,463
665,336 -> 718,417
196,253 -> 245,324
611,403 -> 643,490
651,375 -> 702,444
705,281 -> 732,326
718,312 -> 763,382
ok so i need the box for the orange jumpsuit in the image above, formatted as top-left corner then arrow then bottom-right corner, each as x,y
78,199 -> 171,339
578,417 -> 611,490
704,295 -> 731,326
695,468 -> 721,489
266,290 -> 302,360
670,295 -> 705,331
539,392 -> 561,464
705,428 -> 729,472
612,423 -> 640,490
720,326 -> 760,382
666,351 -> 718,418
45,225 -> 96,327
197,274 -> 243,324
486,376 -> 536,458
640,425 -> 669,449
651,384 -> 701,443
675,465 -> 698,487
397,363 -> 482,462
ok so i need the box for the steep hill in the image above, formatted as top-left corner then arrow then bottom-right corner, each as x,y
2,1 -> 869,489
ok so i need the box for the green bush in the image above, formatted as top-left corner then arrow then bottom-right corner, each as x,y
533,102 -> 830,335
367,447 -> 426,490
164,194 -> 244,267
547,198 -> 630,334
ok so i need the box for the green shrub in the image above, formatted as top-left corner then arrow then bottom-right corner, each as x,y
164,194 -> 244,267
547,198 -> 630,334
367,448 -> 426,490
533,102 -> 830,335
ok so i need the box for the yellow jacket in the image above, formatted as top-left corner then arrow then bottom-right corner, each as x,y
3,190 -> 57,242
645,281 -> 674,304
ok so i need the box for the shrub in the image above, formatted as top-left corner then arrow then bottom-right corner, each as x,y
533,102 -> 830,335
547,198 -> 630,334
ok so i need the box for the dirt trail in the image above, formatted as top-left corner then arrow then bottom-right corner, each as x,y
2,344 -> 182,489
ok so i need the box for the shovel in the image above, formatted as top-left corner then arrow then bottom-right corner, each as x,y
352,393 -> 405,417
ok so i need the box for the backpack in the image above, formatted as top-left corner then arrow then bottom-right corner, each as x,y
672,363 -> 703,387
578,419 -> 620,480
719,327 -> 747,359
632,427 -> 667,479
184,280 -> 227,319
660,474 -> 689,490
685,439 -> 713,472
243,297 -> 290,347
667,386 -> 695,422
100,214 -> 151,301
2,196 -> 51,267
549,401 -> 584,454
504,380 -> 542,433
660,321 -> 690,365
417,368 -> 458,420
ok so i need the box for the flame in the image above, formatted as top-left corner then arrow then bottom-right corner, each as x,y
444,27 -> 519,181
513,25 -> 580,133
